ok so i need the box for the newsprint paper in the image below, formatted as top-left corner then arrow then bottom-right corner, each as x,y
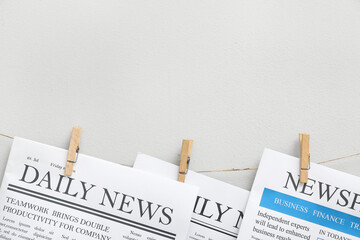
0,137 -> 199,240
133,153 -> 249,240
238,148 -> 360,240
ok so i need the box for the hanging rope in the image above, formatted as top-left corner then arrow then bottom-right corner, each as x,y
0,133 -> 13,139
1,132 -> 359,173
196,152 -> 360,173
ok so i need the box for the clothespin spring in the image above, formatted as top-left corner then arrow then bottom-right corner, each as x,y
178,157 -> 191,175
300,153 -> 310,171
64,127 -> 82,176
67,146 -> 80,164
178,139 -> 194,182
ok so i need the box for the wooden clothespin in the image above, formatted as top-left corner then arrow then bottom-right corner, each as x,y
178,139 -> 194,183
64,127 -> 81,176
299,133 -> 310,183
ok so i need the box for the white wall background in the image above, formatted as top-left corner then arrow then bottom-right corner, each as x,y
1,0 -> 360,190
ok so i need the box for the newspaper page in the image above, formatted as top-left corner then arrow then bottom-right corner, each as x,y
238,148 -> 360,240
0,137 -> 199,240
134,153 -> 249,240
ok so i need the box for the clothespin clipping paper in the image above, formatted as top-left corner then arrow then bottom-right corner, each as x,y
178,139 -> 194,183
64,127 -> 81,176
299,133 -> 310,183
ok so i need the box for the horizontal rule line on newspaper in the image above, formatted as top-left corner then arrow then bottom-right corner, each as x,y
5,184 -> 176,240
190,217 -> 238,238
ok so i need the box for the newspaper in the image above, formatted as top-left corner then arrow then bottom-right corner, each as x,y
238,148 -> 360,240
0,138 -> 199,240
134,153 -> 249,240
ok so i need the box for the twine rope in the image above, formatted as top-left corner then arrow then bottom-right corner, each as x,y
1,133 -> 359,173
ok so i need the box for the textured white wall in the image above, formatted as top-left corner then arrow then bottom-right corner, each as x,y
1,0 -> 360,190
